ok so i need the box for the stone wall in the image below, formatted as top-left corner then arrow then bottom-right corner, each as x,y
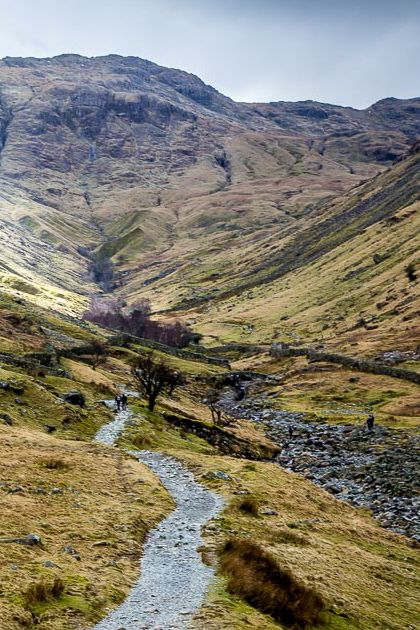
270,343 -> 420,384
162,412 -> 280,460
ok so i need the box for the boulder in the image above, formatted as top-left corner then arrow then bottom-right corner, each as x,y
0,413 -> 13,426
63,390 -> 86,407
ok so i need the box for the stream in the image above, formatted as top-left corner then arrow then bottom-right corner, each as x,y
93,402 -> 222,629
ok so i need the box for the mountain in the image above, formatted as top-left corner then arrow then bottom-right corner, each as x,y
0,54 -> 418,322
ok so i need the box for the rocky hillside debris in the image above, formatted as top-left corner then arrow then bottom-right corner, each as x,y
0,380 -> 25,394
162,412 -> 280,460
379,349 -> 420,364
63,545 -> 81,560
221,380 -> 420,541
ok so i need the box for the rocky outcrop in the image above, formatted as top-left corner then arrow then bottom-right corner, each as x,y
62,390 -> 86,407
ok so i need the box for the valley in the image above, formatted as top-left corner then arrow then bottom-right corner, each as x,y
0,54 -> 419,630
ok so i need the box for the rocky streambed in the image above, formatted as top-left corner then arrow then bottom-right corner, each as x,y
94,404 -> 222,629
221,381 -> 420,541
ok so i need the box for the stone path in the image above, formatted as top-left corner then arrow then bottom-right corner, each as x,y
93,402 -> 222,629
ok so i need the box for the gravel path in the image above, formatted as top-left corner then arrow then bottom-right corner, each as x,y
93,402 -> 222,629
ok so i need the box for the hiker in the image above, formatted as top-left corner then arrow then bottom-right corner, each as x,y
366,413 -> 375,432
115,394 -> 122,412
236,386 -> 245,401
121,393 -> 128,411
288,425 -> 294,439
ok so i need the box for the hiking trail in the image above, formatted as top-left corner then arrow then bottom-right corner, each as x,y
93,400 -> 222,629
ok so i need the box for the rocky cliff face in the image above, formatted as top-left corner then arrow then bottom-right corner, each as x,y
0,54 -> 418,218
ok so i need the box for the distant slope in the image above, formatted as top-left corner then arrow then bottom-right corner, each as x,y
186,147 -> 419,354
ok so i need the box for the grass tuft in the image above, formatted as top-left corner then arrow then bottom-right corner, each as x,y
237,496 -> 260,516
42,457 -> 69,470
219,537 -> 326,628
24,578 -> 65,607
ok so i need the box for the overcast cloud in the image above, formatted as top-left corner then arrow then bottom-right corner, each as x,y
0,0 -> 419,108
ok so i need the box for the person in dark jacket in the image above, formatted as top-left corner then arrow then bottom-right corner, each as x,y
121,393 -> 128,411
366,413 -> 375,432
115,394 -> 122,412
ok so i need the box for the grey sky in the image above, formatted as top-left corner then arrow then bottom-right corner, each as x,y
1,0 -> 419,108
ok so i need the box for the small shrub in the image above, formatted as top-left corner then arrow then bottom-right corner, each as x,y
24,578 -> 65,607
237,496 -> 259,516
42,457 -> 69,471
219,538 -> 326,628
405,262 -> 417,282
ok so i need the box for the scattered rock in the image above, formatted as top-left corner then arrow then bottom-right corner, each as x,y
63,390 -> 86,407
220,376 -> 420,541
0,380 -> 25,394
43,560 -> 57,568
0,534 -> 42,546
1,413 -> 13,425
203,471 -> 232,481
63,544 -> 81,560
260,507 -> 278,516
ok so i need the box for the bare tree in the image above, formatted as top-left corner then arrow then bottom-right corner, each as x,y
167,371 -> 187,397
85,340 -> 108,370
204,387 -> 236,428
131,354 -> 183,411
204,388 -> 223,426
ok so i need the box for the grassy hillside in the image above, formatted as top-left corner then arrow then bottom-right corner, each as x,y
0,289 -> 419,629
0,55 -> 419,629
175,150 -> 419,355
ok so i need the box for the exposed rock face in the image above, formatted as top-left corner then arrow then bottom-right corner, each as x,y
63,390 -> 86,407
249,97 -> 420,136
